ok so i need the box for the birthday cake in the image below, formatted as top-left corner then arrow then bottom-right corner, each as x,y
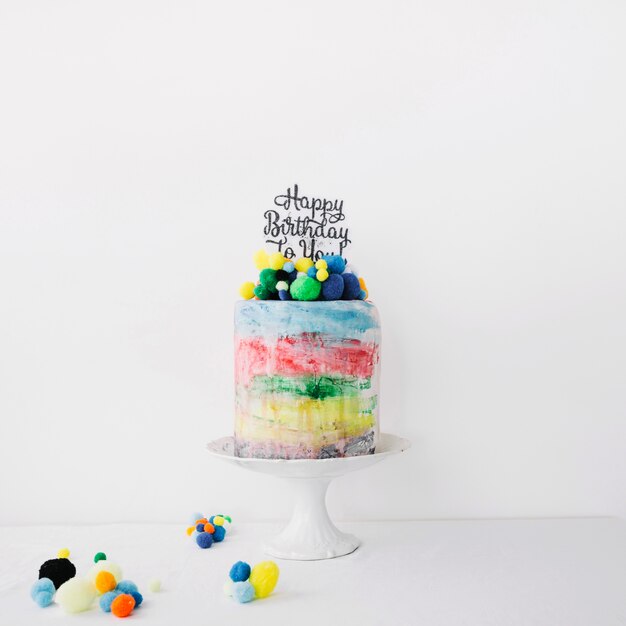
235,250 -> 380,460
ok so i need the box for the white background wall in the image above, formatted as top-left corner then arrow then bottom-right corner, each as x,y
1,1 -> 625,524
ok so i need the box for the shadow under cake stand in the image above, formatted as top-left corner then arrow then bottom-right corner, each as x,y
206,432 -> 411,561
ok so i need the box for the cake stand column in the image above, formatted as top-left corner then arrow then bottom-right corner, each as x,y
263,475 -> 359,560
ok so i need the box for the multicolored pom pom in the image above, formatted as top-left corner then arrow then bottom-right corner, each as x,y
226,560 -> 279,603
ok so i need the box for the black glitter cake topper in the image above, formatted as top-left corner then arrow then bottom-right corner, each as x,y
264,184 -> 352,261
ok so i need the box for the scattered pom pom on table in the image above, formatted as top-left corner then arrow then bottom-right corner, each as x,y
196,532 -> 214,549
94,552 -> 107,563
212,525 -> 226,542
56,578 -> 97,614
100,590 -> 122,612
57,548 -> 70,559
148,579 -> 161,593
249,561 -> 280,599
229,561 -> 251,583
95,570 -> 117,594
88,561 -> 123,587
31,578 -> 55,607
323,255 -> 346,274
232,581 -> 255,603
321,273 -> 344,300
111,593 -> 136,618
290,276 -> 321,301
39,557 -> 76,590
239,281 -> 255,300
341,273 -> 361,300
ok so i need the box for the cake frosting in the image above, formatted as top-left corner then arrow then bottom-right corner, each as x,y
234,300 -> 381,459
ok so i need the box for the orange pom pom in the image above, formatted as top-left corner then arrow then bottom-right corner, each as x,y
95,570 -> 116,594
111,593 -> 136,618
195,518 -> 208,525
204,523 -> 215,534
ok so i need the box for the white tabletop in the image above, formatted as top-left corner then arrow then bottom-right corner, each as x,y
1,519 -> 625,626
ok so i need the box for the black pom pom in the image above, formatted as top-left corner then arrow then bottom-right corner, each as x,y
39,558 -> 76,589
275,269 -> 289,282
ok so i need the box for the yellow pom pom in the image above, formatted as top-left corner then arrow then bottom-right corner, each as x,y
57,548 -> 70,559
239,281 -> 255,300
249,561 -> 280,599
316,269 -> 329,282
213,515 -> 225,526
294,257 -> 314,272
253,250 -> 269,270
268,252 -> 286,270
186,526 -> 195,536
359,277 -> 367,289
315,259 -> 328,270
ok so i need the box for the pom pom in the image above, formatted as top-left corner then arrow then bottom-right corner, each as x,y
213,515 -> 225,526
287,269 -> 298,282
253,284 -> 272,300
212,525 -> 226,542
306,266 -> 317,278
223,581 -> 233,596
195,517 -> 208,525
239,281 -> 255,300
223,516 -> 232,523
115,580 -> 138,595
56,578 -> 97,614
321,273 -> 344,300
297,272 -> 306,278
88,561 -> 123,587
316,268 -> 329,282
283,261 -> 295,273
259,268 -> 279,293
294,257 -> 314,272
196,532 -> 214,549
359,289 -> 367,300
148,579 -> 161,593
315,259 -> 327,270
359,277 -> 367,289
253,250 -> 269,270
186,526 -> 195,536
39,557 -> 76,590
94,552 -> 107,563
100,590 -> 122,612
275,269 -> 289,282
278,289 -> 291,301
268,252 -> 286,270
130,591 -> 143,608
249,561 -> 280,599
322,255 -> 346,274
111,593 -> 135,618
229,561 -> 251,582
95,570 -> 117,594
203,522 -> 215,534
341,273 -> 361,300
196,523 -> 205,533
275,281 -> 289,292
31,578 -> 55,607
232,581 -> 255,603
343,264 -> 358,276
57,548 -> 70,559
290,276 -> 321,301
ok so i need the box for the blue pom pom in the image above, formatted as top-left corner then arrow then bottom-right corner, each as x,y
212,525 -> 226,542
306,266 -> 317,278
130,591 -> 143,608
208,516 -> 215,524
232,581 -> 255,603
321,273 -> 344,300
278,289 -> 292,301
115,580 -> 138,595
283,261 -> 295,273
33,591 -> 54,607
341,273 -> 361,300
196,523 -> 206,533
196,532 -> 214,549
189,512 -> 204,525
229,561 -> 251,582
31,577 -> 55,601
99,590 -> 122,612
287,269 -> 298,282
323,255 -> 346,274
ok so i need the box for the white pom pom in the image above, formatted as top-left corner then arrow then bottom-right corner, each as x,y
56,578 -> 96,613
148,578 -> 161,593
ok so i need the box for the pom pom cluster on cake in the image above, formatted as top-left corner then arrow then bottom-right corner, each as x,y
240,250 -> 368,301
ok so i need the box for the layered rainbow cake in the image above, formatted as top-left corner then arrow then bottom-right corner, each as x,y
234,300 -> 381,459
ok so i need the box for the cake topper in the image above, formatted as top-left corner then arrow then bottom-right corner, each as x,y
264,184 -> 351,261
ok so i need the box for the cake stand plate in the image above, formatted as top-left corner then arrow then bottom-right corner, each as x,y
206,432 -> 411,561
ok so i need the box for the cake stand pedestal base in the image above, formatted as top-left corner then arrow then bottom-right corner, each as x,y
206,432 -> 410,561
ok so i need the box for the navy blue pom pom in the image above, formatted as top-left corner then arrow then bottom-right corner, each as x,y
288,269 -> 298,282
341,273 -> 361,300
196,523 -> 205,533
196,533 -> 214,549
321,274 -> 344,300
278,289 -> 292,301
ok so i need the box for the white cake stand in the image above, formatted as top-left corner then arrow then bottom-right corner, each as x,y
206,432 -> 411,561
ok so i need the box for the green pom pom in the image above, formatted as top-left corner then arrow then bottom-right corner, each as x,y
290,276 -> 321,301
94,552 -> 106,563
259,268 -> 279,293
253,284 -> 272,300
